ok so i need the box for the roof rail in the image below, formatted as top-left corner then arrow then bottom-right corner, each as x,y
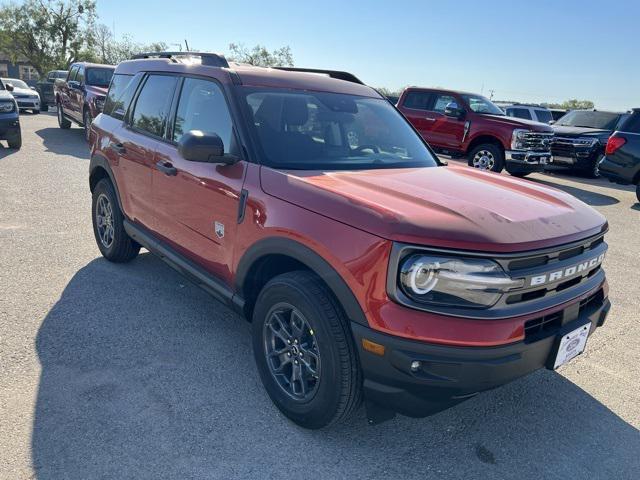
273,67 -> 364,85
131,51 -> 229,68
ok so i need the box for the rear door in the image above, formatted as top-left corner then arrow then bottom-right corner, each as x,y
113,74 -> 179,228
153,76 -> 246,283
397,90 -> 436,143
69,65 -> 85,121
611,113 -> 640,173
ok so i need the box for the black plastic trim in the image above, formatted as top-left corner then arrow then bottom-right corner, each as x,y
89,153 -> 124,211
237,189 -> 248,223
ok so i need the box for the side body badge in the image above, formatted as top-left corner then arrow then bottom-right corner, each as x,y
214,221 -> 225,239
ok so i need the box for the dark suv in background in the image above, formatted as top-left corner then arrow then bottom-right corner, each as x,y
600,108 -> 640,202
549,110 -> 630,177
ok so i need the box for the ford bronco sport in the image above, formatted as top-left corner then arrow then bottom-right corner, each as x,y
89,52 -> 610,428
397,87 -> 554,177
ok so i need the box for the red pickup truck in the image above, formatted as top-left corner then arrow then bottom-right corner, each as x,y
397,87 -> 554,177
55,62 -> 114,141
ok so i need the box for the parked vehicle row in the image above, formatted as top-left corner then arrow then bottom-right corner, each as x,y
86,52 -> 611,428
1,77 -> 40,114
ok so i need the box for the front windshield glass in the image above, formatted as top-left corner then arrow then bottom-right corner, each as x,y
3,78 -> 28,89
86,68 -> 114,87
240,88 -> 438,170
461,94 -> 504,115
556,110 -> 621,130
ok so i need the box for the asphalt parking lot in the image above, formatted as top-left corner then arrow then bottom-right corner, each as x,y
1,112 -> 639,479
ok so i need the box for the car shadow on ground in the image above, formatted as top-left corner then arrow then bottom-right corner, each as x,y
34,126 -> 88,160
31,254 -> 640,479
0,143 -> 20,159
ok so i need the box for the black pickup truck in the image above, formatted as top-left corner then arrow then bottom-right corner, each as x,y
548,110 -> 630,177
35,70 -> 68,112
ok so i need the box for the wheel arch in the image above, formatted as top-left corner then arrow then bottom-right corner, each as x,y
235,237 -> 368,326
466,134 -> 506,155
89,153 -> 123,211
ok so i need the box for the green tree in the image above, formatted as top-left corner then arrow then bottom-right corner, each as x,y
561,99 -> 595,110
227,43 -> 293,67
0,0 -> 97,75
89,24 -> 168,64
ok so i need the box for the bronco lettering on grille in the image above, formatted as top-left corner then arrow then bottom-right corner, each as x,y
530,253 -> 605,286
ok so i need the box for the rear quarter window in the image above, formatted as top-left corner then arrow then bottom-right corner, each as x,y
103,73 -> 138,120
402,91 -> 432,110
621,113 -> 640,133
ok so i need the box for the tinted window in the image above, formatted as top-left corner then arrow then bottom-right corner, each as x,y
241,88 -> 438,170
507,108 -> 532,120
172,78 -> 234,153
86,68 -> 114,87
131,75 -> 178,137
403,91 -> 432,110
556,111 -> 622,130
621,112 -> 640,133
68,66 -> 79,82
104,73 -> 136,120
76,66 -> 85,84
432,95 -> 456,113
615,114 -> 630,130
534,109 -> 552,123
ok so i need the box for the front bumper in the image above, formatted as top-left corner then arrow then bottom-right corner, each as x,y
353,286 -> 610,418
505,150 -> 551,173
16,99 -> 40,110
547,147 -> 601,171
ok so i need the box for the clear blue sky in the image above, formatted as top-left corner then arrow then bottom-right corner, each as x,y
97,0 -> 639,111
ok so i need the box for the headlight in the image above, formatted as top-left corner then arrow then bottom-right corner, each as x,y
0,101 -> 15,113
511,129 -> 529,150
573,137 -> 598,147
95,97 -> 105,111
399,254 -> 524,308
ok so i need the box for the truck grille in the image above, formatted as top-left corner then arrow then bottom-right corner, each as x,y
551,137 -> 578,157
520,132 -> 554,151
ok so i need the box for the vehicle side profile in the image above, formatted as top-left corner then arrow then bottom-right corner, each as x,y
89,52 -> 611,428
0,86 -> 21,149
396,87 -> 554,177
36,70 -> 68,112
600,108 -> 640,202
549,109 -> 630,177
55,62 -> 114,141
1,77 -> 40,114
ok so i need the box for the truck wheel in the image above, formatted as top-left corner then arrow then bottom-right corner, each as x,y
91,179 -> 140,263
582,157 -> 601,178
468,144 -> 504,173
636,184 -> 640,203
32,109 -> 40,115
57,103 -> 71,129
508,170 -> 529,178
40,103 -> 48,112
252,271 -> 362,429
83,109 -> 92,142
7,129 -> 22,149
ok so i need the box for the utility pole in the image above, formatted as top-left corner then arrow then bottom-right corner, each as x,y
184,39 -> 190,52
489,89 -> 495,100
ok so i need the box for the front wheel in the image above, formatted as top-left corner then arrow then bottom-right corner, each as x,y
468,144 -> 504,172
7,129 -> 21,149
581,156 -> 602,178
508,170 -> 530,178
636,184 -> 640,203
252,271 -> 362,429
91,179 -> 140,262
32,109 -> 40,115
57,103 -> 71,129
40,103 -> 48,112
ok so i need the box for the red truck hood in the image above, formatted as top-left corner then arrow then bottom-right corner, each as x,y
86,85 -> 108,96
478,114 -> 553,131
260,165 -> 606,252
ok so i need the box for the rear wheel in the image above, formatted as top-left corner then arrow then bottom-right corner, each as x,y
7,129 -> 21,149
468,143 -> 504,172
57,103 -> 71,129
252,271 -> 362,429
91,179 -> 140,262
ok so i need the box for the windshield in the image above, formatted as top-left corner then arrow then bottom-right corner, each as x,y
86,68 -> 114,87
240,88 -> 438,170
556,110 -> 621,130
461,94 -> 504,115
3,78 -> 28,89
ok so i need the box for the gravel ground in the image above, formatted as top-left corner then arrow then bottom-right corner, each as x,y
1,112 -> 639,479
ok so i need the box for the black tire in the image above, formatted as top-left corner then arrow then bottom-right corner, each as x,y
57,103 -> 71,129
91,179 -> 140,262
32,109 -> 40,115
581,156 -> 602,178
508,170 -> 529,178
636,184 -> 640,203
468,143 -> 505,173
7,129 -> 21,149
83,109 -> 92,142
40,103 -> 48,112
252,271 -> 362,429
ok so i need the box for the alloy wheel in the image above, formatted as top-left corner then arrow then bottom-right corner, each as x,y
95,193 -> 115,248
263,303 -> 321,401
473,150 -> 495,170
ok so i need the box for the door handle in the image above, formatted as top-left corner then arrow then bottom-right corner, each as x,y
424,117 -> 436,122
110,142 -> 126,154
156,160 -> 177,176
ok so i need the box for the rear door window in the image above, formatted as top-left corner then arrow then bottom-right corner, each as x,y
507,108 -> 532,120
621,113 -> 640,133
130,75 -> 178,138
402,91 -> 432,110
76,66 -> 85,85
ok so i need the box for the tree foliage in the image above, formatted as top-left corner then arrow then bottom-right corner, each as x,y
227,43 -> 293,67
0,0 -> 97,75
547,99 -> 595,110
88,24 -> 168,64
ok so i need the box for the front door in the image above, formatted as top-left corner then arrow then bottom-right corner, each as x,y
153,76 -> 246,284
427,93 -> 466,150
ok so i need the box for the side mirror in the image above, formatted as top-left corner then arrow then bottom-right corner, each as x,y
5,83 -> 14,92
68,80 -> 82,90
444,102 -> 465,119
548,120 -> 555,125
178,130 -> 237,165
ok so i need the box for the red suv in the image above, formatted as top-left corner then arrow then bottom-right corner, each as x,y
89,52 -> 610,428
397,87 -> 554,177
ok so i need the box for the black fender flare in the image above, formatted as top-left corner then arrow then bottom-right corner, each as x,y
235,237 -> 369,326
89,153 -> 124,212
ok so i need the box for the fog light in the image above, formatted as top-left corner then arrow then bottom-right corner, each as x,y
410,361 -> 421,372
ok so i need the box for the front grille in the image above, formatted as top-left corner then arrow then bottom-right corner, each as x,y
551,137 -> 578,157
521,132 -> 553,152
523,288 -> 604,342
507,235 -> 603,272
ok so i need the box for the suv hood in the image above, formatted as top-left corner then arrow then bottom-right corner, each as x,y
0,90 -> 14,101
552,125 -> 611,137
10,86 -> 39,97
261,165 -> 606,252
479,114 -> 553,131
